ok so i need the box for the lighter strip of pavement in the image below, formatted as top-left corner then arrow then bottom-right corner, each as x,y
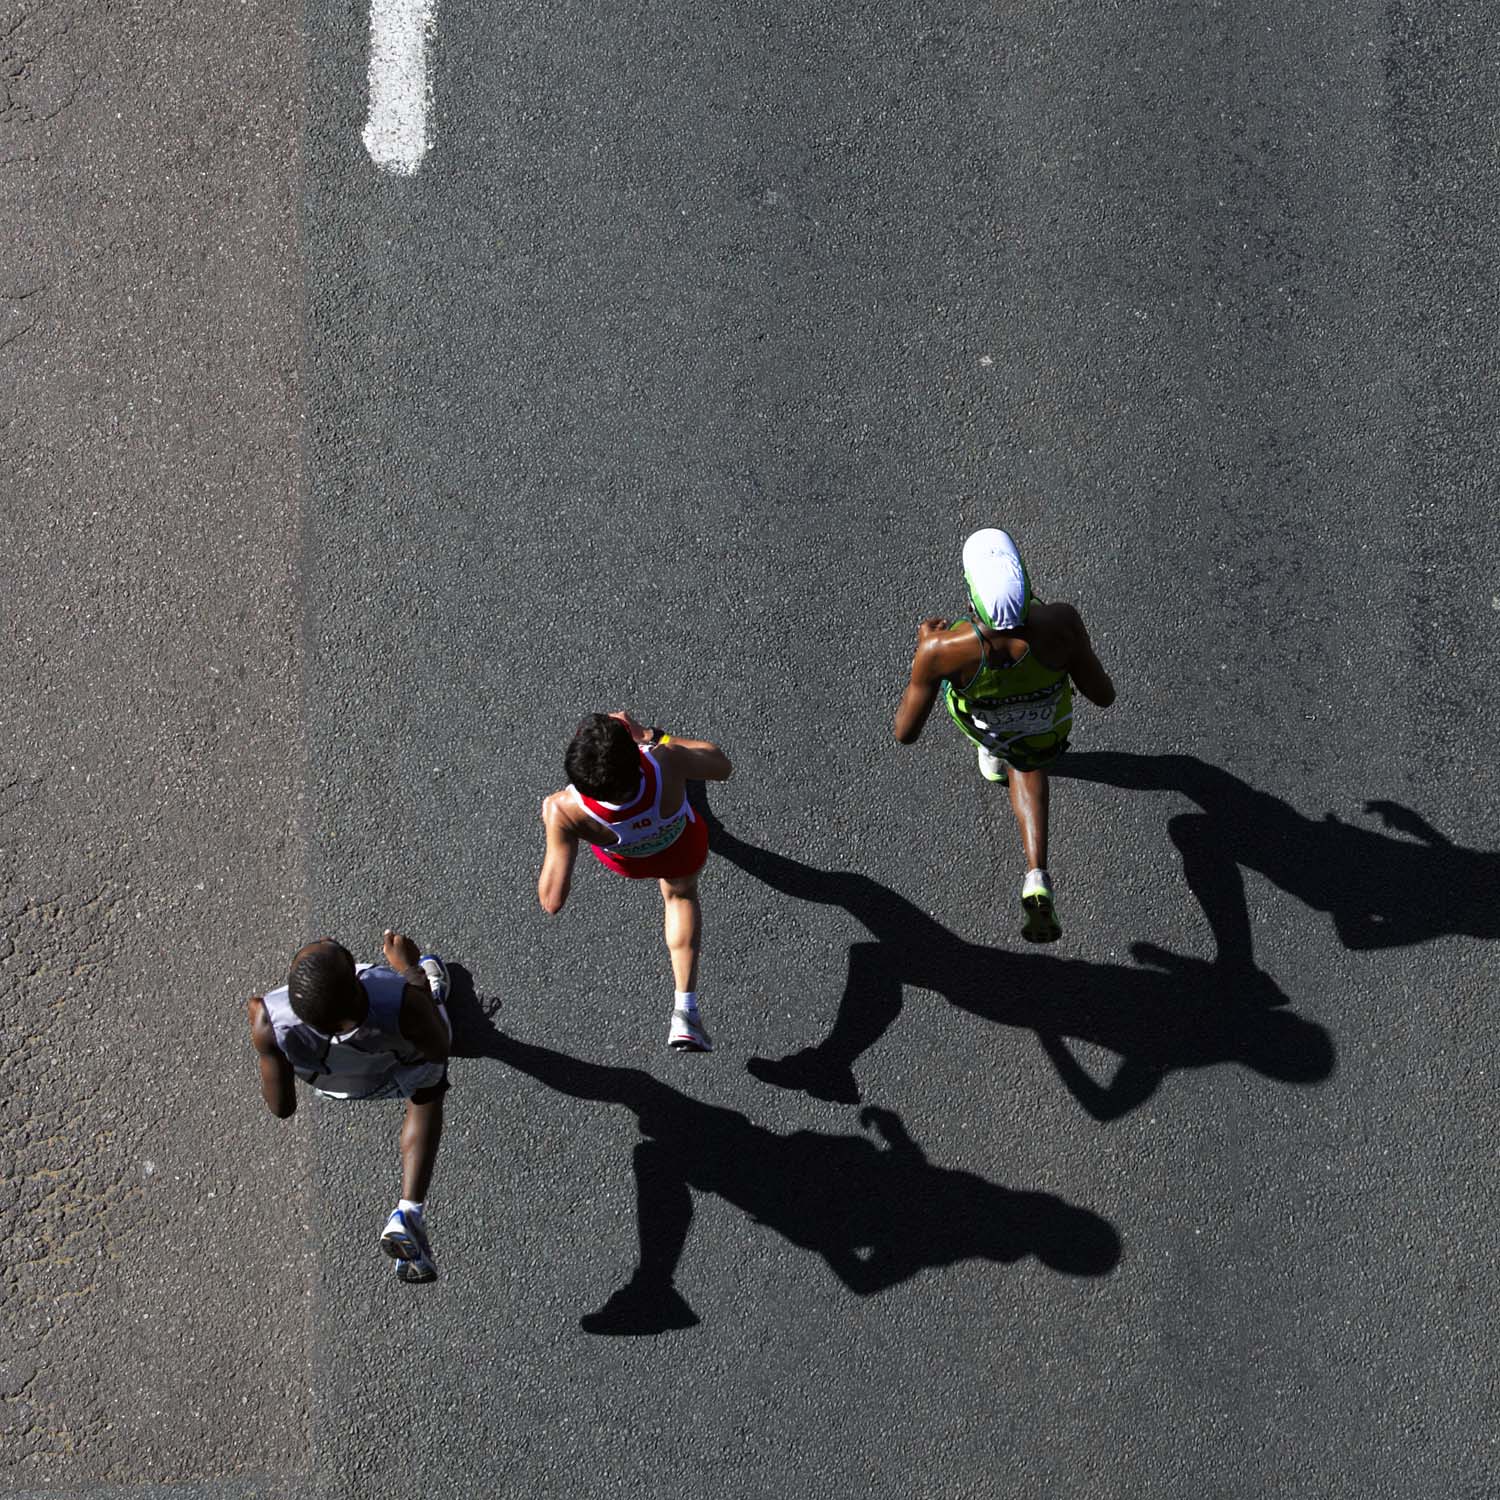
0,0 -> 310,1490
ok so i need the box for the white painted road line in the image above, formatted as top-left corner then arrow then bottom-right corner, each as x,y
363,0 -> 436,176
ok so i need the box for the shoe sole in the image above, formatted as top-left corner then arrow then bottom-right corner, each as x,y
380,1229 -> 425,1262
396,1257 -> 438,1284
1021,892 -> 1061,943
667,1008 -> 712,1051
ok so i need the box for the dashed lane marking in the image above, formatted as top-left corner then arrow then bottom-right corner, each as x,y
363,0 -> 436,176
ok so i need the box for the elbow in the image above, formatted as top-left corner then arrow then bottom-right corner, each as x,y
539,889 -> 565,917
267,1097 -> 296,1120
1096,684 -> 1117,710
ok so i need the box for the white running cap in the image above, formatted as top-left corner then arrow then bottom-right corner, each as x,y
962,528 -> 1031,630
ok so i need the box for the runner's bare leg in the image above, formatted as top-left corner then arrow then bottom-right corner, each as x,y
1007,767 -> 1050,870
660,873 -> 702,993
400,1089 -> 444,1202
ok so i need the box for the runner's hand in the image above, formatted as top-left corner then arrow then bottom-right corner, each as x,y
609,711 -> 649,743
382,929 -> 420,970
917,616 -> 950,642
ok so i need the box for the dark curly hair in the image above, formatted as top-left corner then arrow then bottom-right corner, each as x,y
287,943 -> 361,1034
565,714 -> 641,801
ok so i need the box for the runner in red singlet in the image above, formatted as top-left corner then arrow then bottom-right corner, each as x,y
538,712 -> 733,1051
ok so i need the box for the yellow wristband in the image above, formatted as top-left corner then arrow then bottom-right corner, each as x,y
656,733 -> 672,746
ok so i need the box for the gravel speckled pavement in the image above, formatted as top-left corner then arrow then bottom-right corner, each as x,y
5,1 -> 1498,1496
3,1 -> 307,1493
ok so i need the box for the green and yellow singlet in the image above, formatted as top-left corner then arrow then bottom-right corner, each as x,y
942,618 -> 1073,771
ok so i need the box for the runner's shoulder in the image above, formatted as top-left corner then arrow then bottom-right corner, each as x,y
544,788 -> 586,832
914,618 -> 981,679
1032,600 -> 1087,647
649,740 -> 698,786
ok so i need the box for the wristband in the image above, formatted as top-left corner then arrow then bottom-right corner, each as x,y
657,732 -> 672,746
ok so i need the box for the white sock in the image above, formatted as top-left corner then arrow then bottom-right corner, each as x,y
675,990 -> 699,1016
398,1198 -> 425,1221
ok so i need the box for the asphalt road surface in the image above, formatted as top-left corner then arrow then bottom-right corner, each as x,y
3,1 -> 1496,1497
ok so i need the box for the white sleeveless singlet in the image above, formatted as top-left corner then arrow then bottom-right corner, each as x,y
260,963 -> 432,1100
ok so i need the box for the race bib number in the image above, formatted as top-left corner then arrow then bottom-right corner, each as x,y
971,694 -> 1061,742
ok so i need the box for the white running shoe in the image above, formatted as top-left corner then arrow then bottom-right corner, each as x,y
379,1206 -> 435,1275
668,1007 -> 713,1052
418,954 -> 449,1005
1021,869 -> 1061,943
977,746 -> 1009,784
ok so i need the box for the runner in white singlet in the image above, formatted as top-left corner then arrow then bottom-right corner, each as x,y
247,928 -> 452,1283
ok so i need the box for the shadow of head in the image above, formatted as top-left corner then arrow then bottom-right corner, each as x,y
1023,1197 -> 1123,1277
1237,1008 -> 1337,1084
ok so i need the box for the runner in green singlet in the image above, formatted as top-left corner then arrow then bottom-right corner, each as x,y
893,528 -> 1116,942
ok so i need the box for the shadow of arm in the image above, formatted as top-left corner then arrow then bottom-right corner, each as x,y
490,1032 -> 654,1112
1036,1033 -> 1161,1123
860,1106 -> 927,1164
1364,799 -> 1452,846
823,1243 -> 910,1296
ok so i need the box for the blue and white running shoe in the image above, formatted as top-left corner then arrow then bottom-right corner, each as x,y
418,954 -> 449,1005
396,1252 -> 438,1285
380,1207 -> 435,1280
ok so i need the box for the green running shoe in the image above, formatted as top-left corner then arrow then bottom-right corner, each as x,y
1021,869 -> 1061,943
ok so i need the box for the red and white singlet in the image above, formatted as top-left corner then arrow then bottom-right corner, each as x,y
570,745 -> 710,880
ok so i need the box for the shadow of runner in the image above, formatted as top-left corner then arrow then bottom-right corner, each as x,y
447,987 -> 1121,1335
1055,751 -> 1500,955
683,790 -> 1335,1120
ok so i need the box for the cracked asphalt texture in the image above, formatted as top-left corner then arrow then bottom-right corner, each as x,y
3,0 -> 1497,1496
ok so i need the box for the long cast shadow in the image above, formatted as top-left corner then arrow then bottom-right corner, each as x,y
1055,751 -> 1500,956
683,793 -> 1335,1119
447,983 -> 1121,1335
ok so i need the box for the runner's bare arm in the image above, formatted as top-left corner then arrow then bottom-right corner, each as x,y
377,929 -> 450,1059
893,618 -> 957,744
538,792 -> 581,915
655,738 -> 733,782
1062,607 -> 1116,708
608,710 -> 731,780
398,983 -> 451,1061
248,996 -> 296,1119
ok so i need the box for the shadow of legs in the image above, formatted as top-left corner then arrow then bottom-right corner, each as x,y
1169,811 -> 1256,966
747,942 -> 904,1104
580,1140 -> 700,1336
